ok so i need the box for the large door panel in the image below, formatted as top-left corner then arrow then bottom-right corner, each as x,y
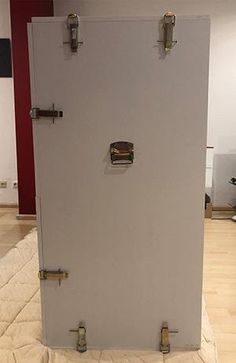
28,16 -> 210,350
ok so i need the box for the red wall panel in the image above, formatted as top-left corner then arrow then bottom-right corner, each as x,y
10,0 -> 54,215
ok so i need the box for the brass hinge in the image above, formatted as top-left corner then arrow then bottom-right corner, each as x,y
38,269 -> 69,286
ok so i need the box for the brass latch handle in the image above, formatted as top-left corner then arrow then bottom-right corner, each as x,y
110,141 -> 134,165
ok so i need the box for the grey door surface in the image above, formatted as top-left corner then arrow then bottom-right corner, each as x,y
28,16 -> 210,350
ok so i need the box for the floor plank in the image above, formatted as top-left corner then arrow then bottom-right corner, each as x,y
0,208 -> 235,362
204,219 -> 236,363
0,208 -> 36,257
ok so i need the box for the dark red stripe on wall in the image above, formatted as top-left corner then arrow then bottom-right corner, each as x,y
10,0 -> 53,215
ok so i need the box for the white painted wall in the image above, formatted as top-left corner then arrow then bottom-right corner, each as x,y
54,0 -> 236,205
0,0 -> 17,204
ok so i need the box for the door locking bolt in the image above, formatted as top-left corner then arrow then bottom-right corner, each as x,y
69,321 -> 87,353
160,321 -> 179,354
64,14 -> 84,53
157,12 -> 177,53
30,104 -> 63,123
38,269 -> 69,286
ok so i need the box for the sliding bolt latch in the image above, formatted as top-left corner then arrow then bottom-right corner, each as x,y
69,321 -> 87,353
64,14 -> 84,52
160,321 -> 178,354
157,12 -> 177,53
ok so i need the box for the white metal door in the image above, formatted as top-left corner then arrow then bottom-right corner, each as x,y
28,16 -> 210,350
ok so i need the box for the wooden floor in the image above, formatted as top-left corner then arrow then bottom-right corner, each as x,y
204,218 -> 236,363
0,208 -> 235,362
0,208 -> 36,258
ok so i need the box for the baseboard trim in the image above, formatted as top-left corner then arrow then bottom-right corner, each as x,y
212,205 -> 234,211
16,214 -> 36,220
0,203 -> 18,208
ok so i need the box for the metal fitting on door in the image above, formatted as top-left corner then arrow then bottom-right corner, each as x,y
69,321 -> 87,352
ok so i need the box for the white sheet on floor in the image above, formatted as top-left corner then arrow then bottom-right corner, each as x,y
0,230 -> 218,363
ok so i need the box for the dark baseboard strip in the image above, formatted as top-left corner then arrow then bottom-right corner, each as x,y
0,204 -> 18,208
